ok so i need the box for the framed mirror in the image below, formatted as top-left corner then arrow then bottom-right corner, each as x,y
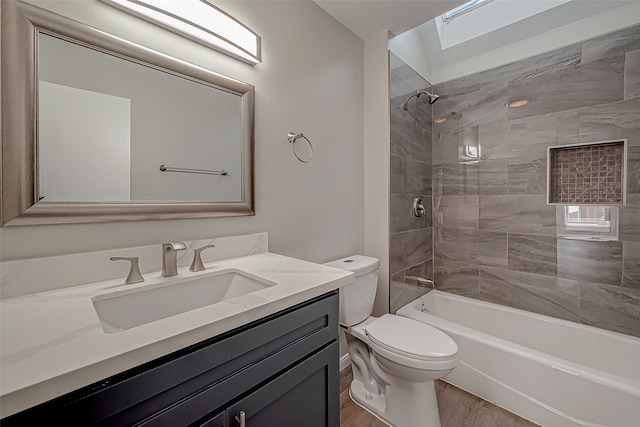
1,1 -> 255,226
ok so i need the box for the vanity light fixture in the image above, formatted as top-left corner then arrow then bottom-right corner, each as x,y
508,99 -> 529,108
100,0 -> 261,65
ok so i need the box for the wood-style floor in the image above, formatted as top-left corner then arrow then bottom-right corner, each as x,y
339,367 -> 539,427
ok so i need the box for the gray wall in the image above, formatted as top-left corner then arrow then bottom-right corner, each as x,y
389,54 -> 434,313
430,25 -> 640,337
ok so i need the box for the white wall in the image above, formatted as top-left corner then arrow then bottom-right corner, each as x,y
0,0 -> 365,266
364,31 -> 391,316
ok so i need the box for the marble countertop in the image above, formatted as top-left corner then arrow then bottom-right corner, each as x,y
0,252 -> 353,417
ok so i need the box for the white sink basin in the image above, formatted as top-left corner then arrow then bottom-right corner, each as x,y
92,269 -> 274,333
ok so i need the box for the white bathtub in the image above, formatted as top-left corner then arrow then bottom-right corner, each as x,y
396,290 -> 640,427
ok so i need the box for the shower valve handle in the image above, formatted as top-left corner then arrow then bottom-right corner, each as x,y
412,197 -> 426,217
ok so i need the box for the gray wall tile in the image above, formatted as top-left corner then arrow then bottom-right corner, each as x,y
434,228 -> 507,268
433,83 -> 508,132
433,131 -> 459,166
579,281 -> 640,338
581,25 -> 640,64
390,274 -> 431,313
433,163 -> 478,196
404,158 -> 432,195
577,98 -> 640,146
479,111 -> 578,161
628,146 -> 640,195
479,266 -> 580,321
434,228 -> 478,265
404,228 -> 433,268
390,100 -> 430,161
508,234 -> 558,276
557,239 -> 623,286
479,160 -> 508,195
434,43 -> 581,98
623,241 -> 640,289
390,260 -> 434,313
619,194 -> 640,241
477,231 -> 509,268
434,195 -> 479,230
479,195 -> 554,234
507,56 -> 625,119
391,194 -> 431,233
617,287 -> 640,337
434,258 -> 479,297
507,157 -> 546,195
624,49 -> 640,99
390,155 -> 404,195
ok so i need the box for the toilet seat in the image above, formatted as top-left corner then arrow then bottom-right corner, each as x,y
365,314 -> 457,369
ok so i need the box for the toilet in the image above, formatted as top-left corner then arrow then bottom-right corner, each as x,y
325,255 -> 458,427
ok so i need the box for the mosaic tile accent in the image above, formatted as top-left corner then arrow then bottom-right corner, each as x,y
548,141 -> 625,204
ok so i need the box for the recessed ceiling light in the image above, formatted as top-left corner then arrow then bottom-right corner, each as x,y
508,99 -> 529,108
434,117 -> 447,124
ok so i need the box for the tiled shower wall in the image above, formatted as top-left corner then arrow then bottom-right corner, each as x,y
431,25 -> 640,337
389,53 -> 434,313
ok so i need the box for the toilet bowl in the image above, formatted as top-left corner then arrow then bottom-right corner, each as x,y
324,255 -> 458,427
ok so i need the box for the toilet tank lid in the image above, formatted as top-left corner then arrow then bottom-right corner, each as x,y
323,255 -> 379,276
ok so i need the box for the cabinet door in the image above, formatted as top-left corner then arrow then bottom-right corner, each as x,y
226,341 -> 339,427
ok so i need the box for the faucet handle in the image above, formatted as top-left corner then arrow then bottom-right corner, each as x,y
110,256 -> 144,285
190,244 -> 216,272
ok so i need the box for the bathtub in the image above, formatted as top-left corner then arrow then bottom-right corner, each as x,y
396,290 -> 640,427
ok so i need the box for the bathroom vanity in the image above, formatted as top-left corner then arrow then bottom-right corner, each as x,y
2,291 -> 339,426
0,233 -> 353,426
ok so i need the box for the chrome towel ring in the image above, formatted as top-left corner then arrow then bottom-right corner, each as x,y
287,132 -> 314,163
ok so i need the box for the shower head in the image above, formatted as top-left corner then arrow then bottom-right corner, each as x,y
417,89 -> 440,104
398,89 -> 440,111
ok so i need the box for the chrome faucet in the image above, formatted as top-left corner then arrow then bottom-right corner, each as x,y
162,242 -> 187,277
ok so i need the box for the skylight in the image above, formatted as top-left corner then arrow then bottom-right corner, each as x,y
442,0 -> 494,23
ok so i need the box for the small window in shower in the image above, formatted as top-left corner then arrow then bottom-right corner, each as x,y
556,205 -> 619,240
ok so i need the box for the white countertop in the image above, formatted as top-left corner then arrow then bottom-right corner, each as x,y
0,252 -> 353,417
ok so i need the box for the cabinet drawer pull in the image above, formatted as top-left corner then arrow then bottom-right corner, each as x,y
235,411 -> 246,427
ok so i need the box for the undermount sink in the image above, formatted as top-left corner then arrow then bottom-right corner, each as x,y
92,269 -> 274,333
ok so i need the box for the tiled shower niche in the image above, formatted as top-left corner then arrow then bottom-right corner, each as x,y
548,140 -> 626,205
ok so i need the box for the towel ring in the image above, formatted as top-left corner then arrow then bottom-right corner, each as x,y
287,132 -> 314,163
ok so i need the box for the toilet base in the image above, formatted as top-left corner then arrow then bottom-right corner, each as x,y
349,376 -> 443,427
348,387 -> 392,426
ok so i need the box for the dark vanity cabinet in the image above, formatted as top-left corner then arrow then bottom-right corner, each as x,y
2,291 -> 339,427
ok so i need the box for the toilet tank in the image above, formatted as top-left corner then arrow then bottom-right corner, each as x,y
324,255 -> 380,326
